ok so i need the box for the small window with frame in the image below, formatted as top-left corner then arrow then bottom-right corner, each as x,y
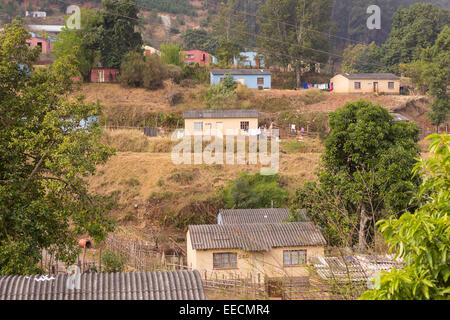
194,121 -> 203,131
354,82 -> 361,89
388,82 -> 394,89
257,77 -> 264,85
240,121 -> 249,131
283,250 -> 307,266
213,252 -> 237,269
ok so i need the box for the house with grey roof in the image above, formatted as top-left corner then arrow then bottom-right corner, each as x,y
0,270 -> 205,300
217,208 -> 291,225
184,109 -> 259,136
330,73 -> 400,94
186,222 -> 326,283
210,69 -> 271,89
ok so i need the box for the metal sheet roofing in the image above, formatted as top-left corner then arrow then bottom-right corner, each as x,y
188,222 -> 326,251
312,255 -> 404,282
390,112 -> 410,122
211,69 -> 271,75
339,73 -> 400,80
218,208 -> 291,224
0,270 -> 205,300
183,109 -> 259,119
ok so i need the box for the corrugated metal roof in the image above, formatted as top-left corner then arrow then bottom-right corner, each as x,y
390,112 -> 410,122
211,69 -> 271,75
188,222 -> 326,251
339,73 -> 400,80
219,208 -> 291,224
312,255 -> 404,282
183,109 -> 259,119
0,270 -> 205,300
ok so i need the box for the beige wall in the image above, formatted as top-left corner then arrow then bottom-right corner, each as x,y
331,74 -> 399,94
184,118 -> 258,136
186,231 -> 324,283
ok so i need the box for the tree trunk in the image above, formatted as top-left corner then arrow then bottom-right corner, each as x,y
296,64 -> 302,89
358,203 -> 369,253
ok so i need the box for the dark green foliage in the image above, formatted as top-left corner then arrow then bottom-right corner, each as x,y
181,28 -> 218,53
293,100 -> 420,249
205,74 -> 238,109
102,250 -> 127,272
342,42 -> 385,73
0,21 -> 115,275
138,0 -> 196,16
222,173 -> 289,209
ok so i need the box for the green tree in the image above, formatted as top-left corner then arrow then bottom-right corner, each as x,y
181,28 -> 218,53
361,133 -> 450,300
222,173 -> 289,209
381,3 -> 449,73
258,0 -> 334,88
102,250 -> 127,273
97,0 -> 143,68
293,100 -> 420,251
160,42 -> 183,67
0,21 -> 115,275
342,42 -> 384,73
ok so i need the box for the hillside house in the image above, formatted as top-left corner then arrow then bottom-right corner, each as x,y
0,270 -> 205,300
210,69 -> 271,89
218,208 -> 291,225
26,11 -> 47,18
90,68 -> 119,83
26,36 -> 52,54
143,45 -> 161,56
184,109 -> 259,136
183,49 -> 217,66
233,51 -> 265,67
186,222 -> 326,284
330,73 -> 400,94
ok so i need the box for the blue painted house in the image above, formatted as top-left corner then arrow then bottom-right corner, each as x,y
210,69 -> 271,89
233,52 -> 265,67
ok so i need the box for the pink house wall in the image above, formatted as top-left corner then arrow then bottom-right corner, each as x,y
26,37 -> 52,55
183,50 -> 212,67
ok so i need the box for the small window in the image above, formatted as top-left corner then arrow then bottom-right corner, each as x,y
283,250 -> 306,266
194,122 -> 203,131
257,77 -> 264,85
388,82 -> 394,89
240,121 -> 249,131
213,252 -> 237,269
220,77 -> 225,83
354,82 -> 361,89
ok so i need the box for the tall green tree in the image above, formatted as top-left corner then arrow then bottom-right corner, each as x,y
293,100 -> 420,250
361,133 -> 450,300
160,42 -> 183,67
97,0 -> 143,68
381,2 -> 449,73
0,21 -> 115,275
257,0 -> 334,88
342,42 -> 384,73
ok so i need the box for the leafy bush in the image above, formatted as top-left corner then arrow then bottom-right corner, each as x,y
205,74 -> 237,109
119,52 -> 167,90
102,250 -> 127,273
222,173 -> 289,209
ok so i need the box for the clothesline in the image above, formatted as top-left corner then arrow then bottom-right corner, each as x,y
302,82 -> 333,91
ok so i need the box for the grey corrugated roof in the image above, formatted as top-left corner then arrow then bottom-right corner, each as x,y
211,69 -> 271,75
184,109 -> 259,119
390,112 -> 410,122
339,73 -> 400,80
0,270 -> 205,300
188,222 -> 326,251
219,208 -> 291,224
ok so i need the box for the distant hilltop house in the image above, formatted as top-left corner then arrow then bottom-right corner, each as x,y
330,73 -> 400,94
26,11 -> 46,18
183,49 -> 217,66
186,222 -> 326,283
28,25 -> 64,33
143,45 -> 161,56
233,51 -> 265,68
210,69 -> 271,89
217,208 -> 291,225
0,270 -> 206,300
90,64 -> 119,83
183,109 -> 259,136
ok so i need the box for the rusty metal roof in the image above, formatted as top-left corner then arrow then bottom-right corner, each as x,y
188,222 -> 326,251
183,109 -> 259,119
312,255 -> 404,282
0,270 -> 205,300
218,208 -> 291,224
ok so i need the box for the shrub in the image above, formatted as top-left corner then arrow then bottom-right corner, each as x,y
102,250 -> 127,273
205,74 -> 238,109
142,54 -> 167,90
166,88 -> 183,106
166,64 -> 183,83
118,51 -> 146,87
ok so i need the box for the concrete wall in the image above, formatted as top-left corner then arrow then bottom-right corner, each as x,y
186,231 -> 324,283
210,73 -> 271,89
184,117 -> 258,136
331,74 -> 399,94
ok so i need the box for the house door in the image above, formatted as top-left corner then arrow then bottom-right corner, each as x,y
373,82 -> 378,93
98,70 -> 105,83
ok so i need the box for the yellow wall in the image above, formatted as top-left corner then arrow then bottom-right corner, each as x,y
331,74 -> 399,94
184,118 -> 258,136
186,231 -> 324,283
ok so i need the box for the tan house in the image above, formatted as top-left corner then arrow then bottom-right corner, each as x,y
184,109 -> 259,136
330,73 -> 400,94
186,222 -> 326,284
